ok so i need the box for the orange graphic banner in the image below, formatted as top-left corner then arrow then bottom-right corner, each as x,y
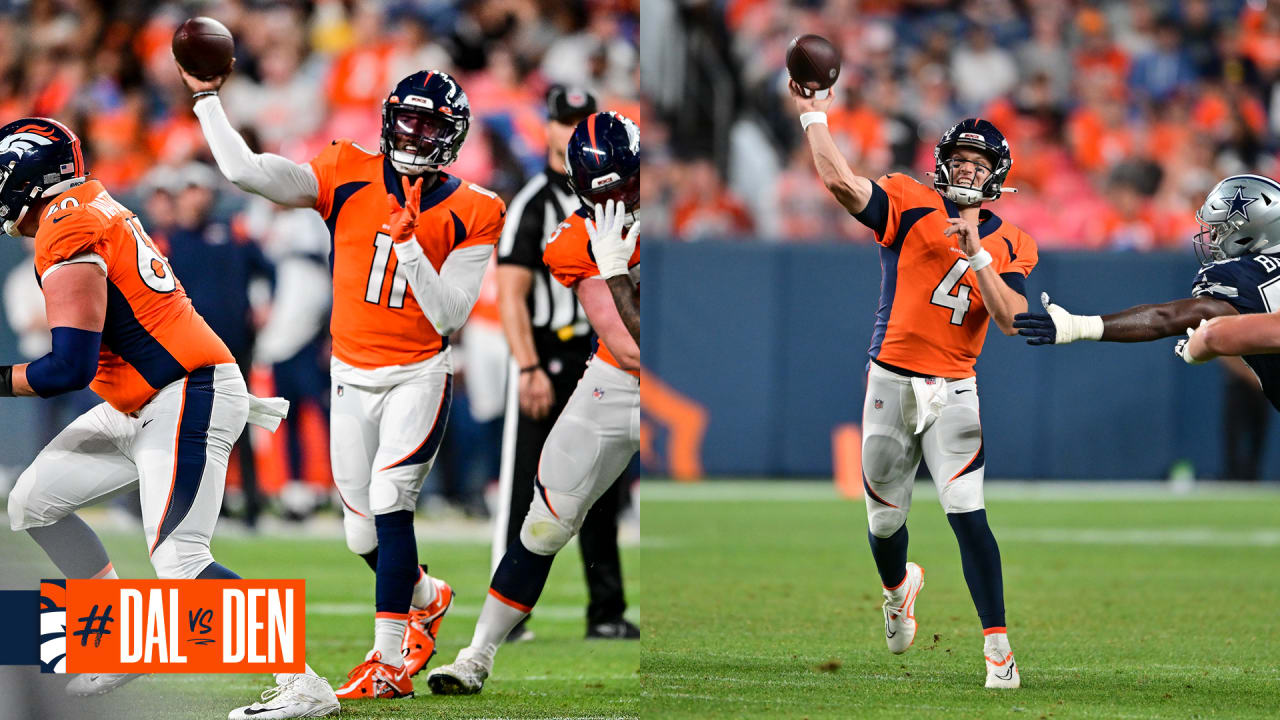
61,579 -> 304,673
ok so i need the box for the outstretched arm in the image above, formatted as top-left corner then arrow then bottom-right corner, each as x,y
181,67 -> 319,208
789,81 -> 874,216
1181,311 -> 1280,362
1015,293 -> 1238,345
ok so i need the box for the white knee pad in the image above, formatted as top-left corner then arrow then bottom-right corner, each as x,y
866,503 -> 908,539
939,475 -> 985,514
519,502 -> 576,556
368,473 -> 417,515
343,513 -> 377,555
7,467 -> 55,532
149,539 -> 215,579
862,432 -> 914,485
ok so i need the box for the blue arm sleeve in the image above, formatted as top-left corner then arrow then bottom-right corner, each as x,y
26,327 -> 101,397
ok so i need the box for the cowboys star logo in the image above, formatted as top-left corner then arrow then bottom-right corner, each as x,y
1225,186 -> 1259,222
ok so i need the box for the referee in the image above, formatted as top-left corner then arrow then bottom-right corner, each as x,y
493,85 -> 637,641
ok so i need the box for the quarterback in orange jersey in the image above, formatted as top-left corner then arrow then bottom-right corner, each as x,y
185,63 -> 501,703
0,117 -> 326,706
793,81 -> 1037,689
428,112 -> 639,695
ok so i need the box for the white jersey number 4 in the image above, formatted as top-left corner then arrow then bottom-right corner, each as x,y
931,258 -> 973,325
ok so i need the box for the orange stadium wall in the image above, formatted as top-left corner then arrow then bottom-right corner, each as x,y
642,241 -> 1280,480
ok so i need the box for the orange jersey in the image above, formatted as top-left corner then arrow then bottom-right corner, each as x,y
33,180 -> 234,412
856,173 -> 1038,378
309,140 -> 506,369
543,209 -> 640,375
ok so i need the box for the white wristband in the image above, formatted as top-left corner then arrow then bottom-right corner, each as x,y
967,249 -> 993,272
800,112 -> 828,131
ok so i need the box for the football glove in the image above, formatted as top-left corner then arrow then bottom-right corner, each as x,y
586,199 -> 638,279
1174,320 -> 1209,365
1012,292 -> 1104,345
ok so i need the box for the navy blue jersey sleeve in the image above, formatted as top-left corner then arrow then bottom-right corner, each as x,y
1191,258 -> 1273,314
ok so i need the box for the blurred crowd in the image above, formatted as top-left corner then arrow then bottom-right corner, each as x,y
0,0 -> 638,521
642,0 -> 1279,250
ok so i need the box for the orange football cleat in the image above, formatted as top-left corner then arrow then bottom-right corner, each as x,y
402,577 -> 454,677
334,651 -> 413,700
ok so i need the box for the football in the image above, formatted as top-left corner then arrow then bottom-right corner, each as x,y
786,34 -> 841,93
172,16 -> 235,80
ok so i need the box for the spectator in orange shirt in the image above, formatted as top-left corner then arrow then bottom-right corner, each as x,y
672,158 -> 755,240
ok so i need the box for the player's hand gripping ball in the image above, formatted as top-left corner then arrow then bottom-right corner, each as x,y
172,17 -> 235,81
786,34 -> 841,97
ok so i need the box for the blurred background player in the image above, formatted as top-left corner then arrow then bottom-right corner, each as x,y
494,83 -> 636,643
160,161 -> 274,528
428,110 -> 640,695
1016,174 -> 1280,410
792,77 -> 1035,687
184,63 -> 502,700
0,117 -> 313,706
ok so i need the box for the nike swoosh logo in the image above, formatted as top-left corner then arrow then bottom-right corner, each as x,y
51,214 -> 71,224
141,419 -> 155,428
995,661 -> 1016,681
885,622 -> 897,639
241,708 -> 285,716
955,389 -> 972,394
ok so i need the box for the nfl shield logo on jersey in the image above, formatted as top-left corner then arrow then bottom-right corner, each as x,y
874,399 -> 884,409
593,387 -> 605,400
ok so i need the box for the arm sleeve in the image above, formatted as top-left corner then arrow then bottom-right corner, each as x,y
192,95 -> 320,209
391,242 -> 493,336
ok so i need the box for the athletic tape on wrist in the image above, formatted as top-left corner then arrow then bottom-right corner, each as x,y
800,112 -> 828,131
967,249 -> 993,272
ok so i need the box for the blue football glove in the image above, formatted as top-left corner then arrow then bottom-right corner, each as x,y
1012,292 -> 1104,345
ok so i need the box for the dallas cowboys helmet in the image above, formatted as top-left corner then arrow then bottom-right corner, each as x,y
0,117 -> 86,237
1193,174 -> 1280,263
381,70 -> 470,175
933,118 -> 1012,206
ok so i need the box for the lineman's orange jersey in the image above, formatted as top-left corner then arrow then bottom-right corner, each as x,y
854,173 -> 1038,377
309,139 -> 506,368
543,208 -> 640,376
33,180 -> 234,413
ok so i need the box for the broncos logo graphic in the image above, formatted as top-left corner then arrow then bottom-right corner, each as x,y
39,579 -> 68,674
0,130 -> 57,158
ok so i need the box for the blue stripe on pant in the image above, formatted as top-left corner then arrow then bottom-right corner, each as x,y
150,366 -> 215,555
383,375 -> 453,470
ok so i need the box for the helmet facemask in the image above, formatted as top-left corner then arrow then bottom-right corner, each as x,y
936,145 -> 1003,206
578,172 -> 639,225
382,104 -> 467,175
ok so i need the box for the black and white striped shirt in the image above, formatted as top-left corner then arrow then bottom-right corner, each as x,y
497,168 -> 591,345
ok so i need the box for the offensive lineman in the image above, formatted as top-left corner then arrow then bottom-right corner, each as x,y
1015,174 -> 1280,407
792,81 -> 1037,688
0,117 -> 333,711
182,63 -> 503,705
427,111 -> 640,695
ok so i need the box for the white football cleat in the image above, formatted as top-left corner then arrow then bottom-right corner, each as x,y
65,673 -> 143,696
983,634 -> 1020,689
426,646 -> 491,695
229,671 -> 340,719
882,562 -> 924,654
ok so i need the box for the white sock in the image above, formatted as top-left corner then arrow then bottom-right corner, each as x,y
983,631 -> 1011,655
468,592 -> 528,664
411,569 -> 437,610
374,617 -> 407,666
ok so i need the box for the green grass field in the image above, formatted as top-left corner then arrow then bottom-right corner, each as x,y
639,480 -> 1280,719
2,514 -> 639,720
